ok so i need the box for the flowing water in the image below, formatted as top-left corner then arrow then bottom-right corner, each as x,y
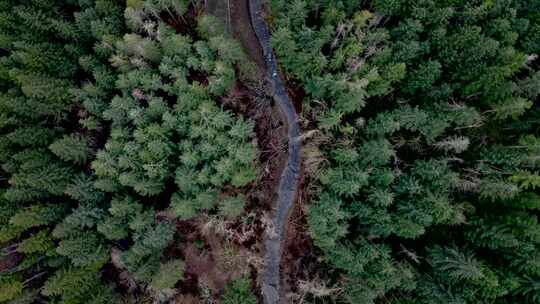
248,1 -> 302,303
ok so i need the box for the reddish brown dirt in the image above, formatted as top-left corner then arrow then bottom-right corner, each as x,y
187,69 -> 210,86
173,218 -> 243,297
281,174 -> 320,301
174,294 -> 200,304
286,80 -> 306,115
0,251 -> 21,272
171,219 -> 203,298
161,2 -> 203,37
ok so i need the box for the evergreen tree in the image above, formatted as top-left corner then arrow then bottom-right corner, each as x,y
42,267 -> 119,304
149,259 -> 185,291
49,134 -> 93,165
222,277 -> 258,304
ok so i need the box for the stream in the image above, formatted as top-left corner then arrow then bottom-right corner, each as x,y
248,1 -> 302,303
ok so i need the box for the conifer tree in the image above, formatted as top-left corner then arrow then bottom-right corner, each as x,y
49,134 -> 93,165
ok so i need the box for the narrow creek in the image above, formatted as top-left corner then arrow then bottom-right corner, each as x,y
248,1 -> 302,303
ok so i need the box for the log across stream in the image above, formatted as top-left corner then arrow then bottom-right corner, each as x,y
248,1 -> 302,303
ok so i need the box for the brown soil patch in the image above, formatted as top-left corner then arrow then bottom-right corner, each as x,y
281,173 -> 319,301
229,0 -> 266,70
0,251 -> 21,272
286,80 -> 306,115
171,217 -> 263,300
161,1 -> 203,37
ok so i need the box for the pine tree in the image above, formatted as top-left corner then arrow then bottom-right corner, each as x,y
222,277 -> 257,304
17,229 -> 54,254
49,134 -> 93,165
1,204 -> 67,243
42,267 -> 120,304
0,277 -> 23,302
218,194 -> 247,219
149,259 -> 185,291
55,231 -> 109,268
428,245 -> 485,283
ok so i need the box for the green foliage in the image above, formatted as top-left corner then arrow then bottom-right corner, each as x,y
428,245 -> 485,283
308,193 -> 349,250
143,0 -> 188,19
5,151 -> 76,199
116,34 -> 162,63
218,194 -> 247,219
1,204 -> 67,243
171,188 -> 224,218
120,219 -> 176,284
493,97 -> 533,120
0,0 -> 125,303
149,259 -> 185,291
93,14 -> 257,199
509,170 -> 540,189
55,231 -> 109,268
3,0 -> 538,303
222,277 -> 257,304
42,267 -> 119,304
0,277 -> 23,302
98,196 -> 143,240
17,230 -> 54,254
64,174 -> 105,204
49,134 -> 93,165
270,0 -> 402,123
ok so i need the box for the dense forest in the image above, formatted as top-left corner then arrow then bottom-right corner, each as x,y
0,0 -> 539,303
270,0 -> 540,303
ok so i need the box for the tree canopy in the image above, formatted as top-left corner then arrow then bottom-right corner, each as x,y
1,0 -> 540,303
270,0 -> 540,302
